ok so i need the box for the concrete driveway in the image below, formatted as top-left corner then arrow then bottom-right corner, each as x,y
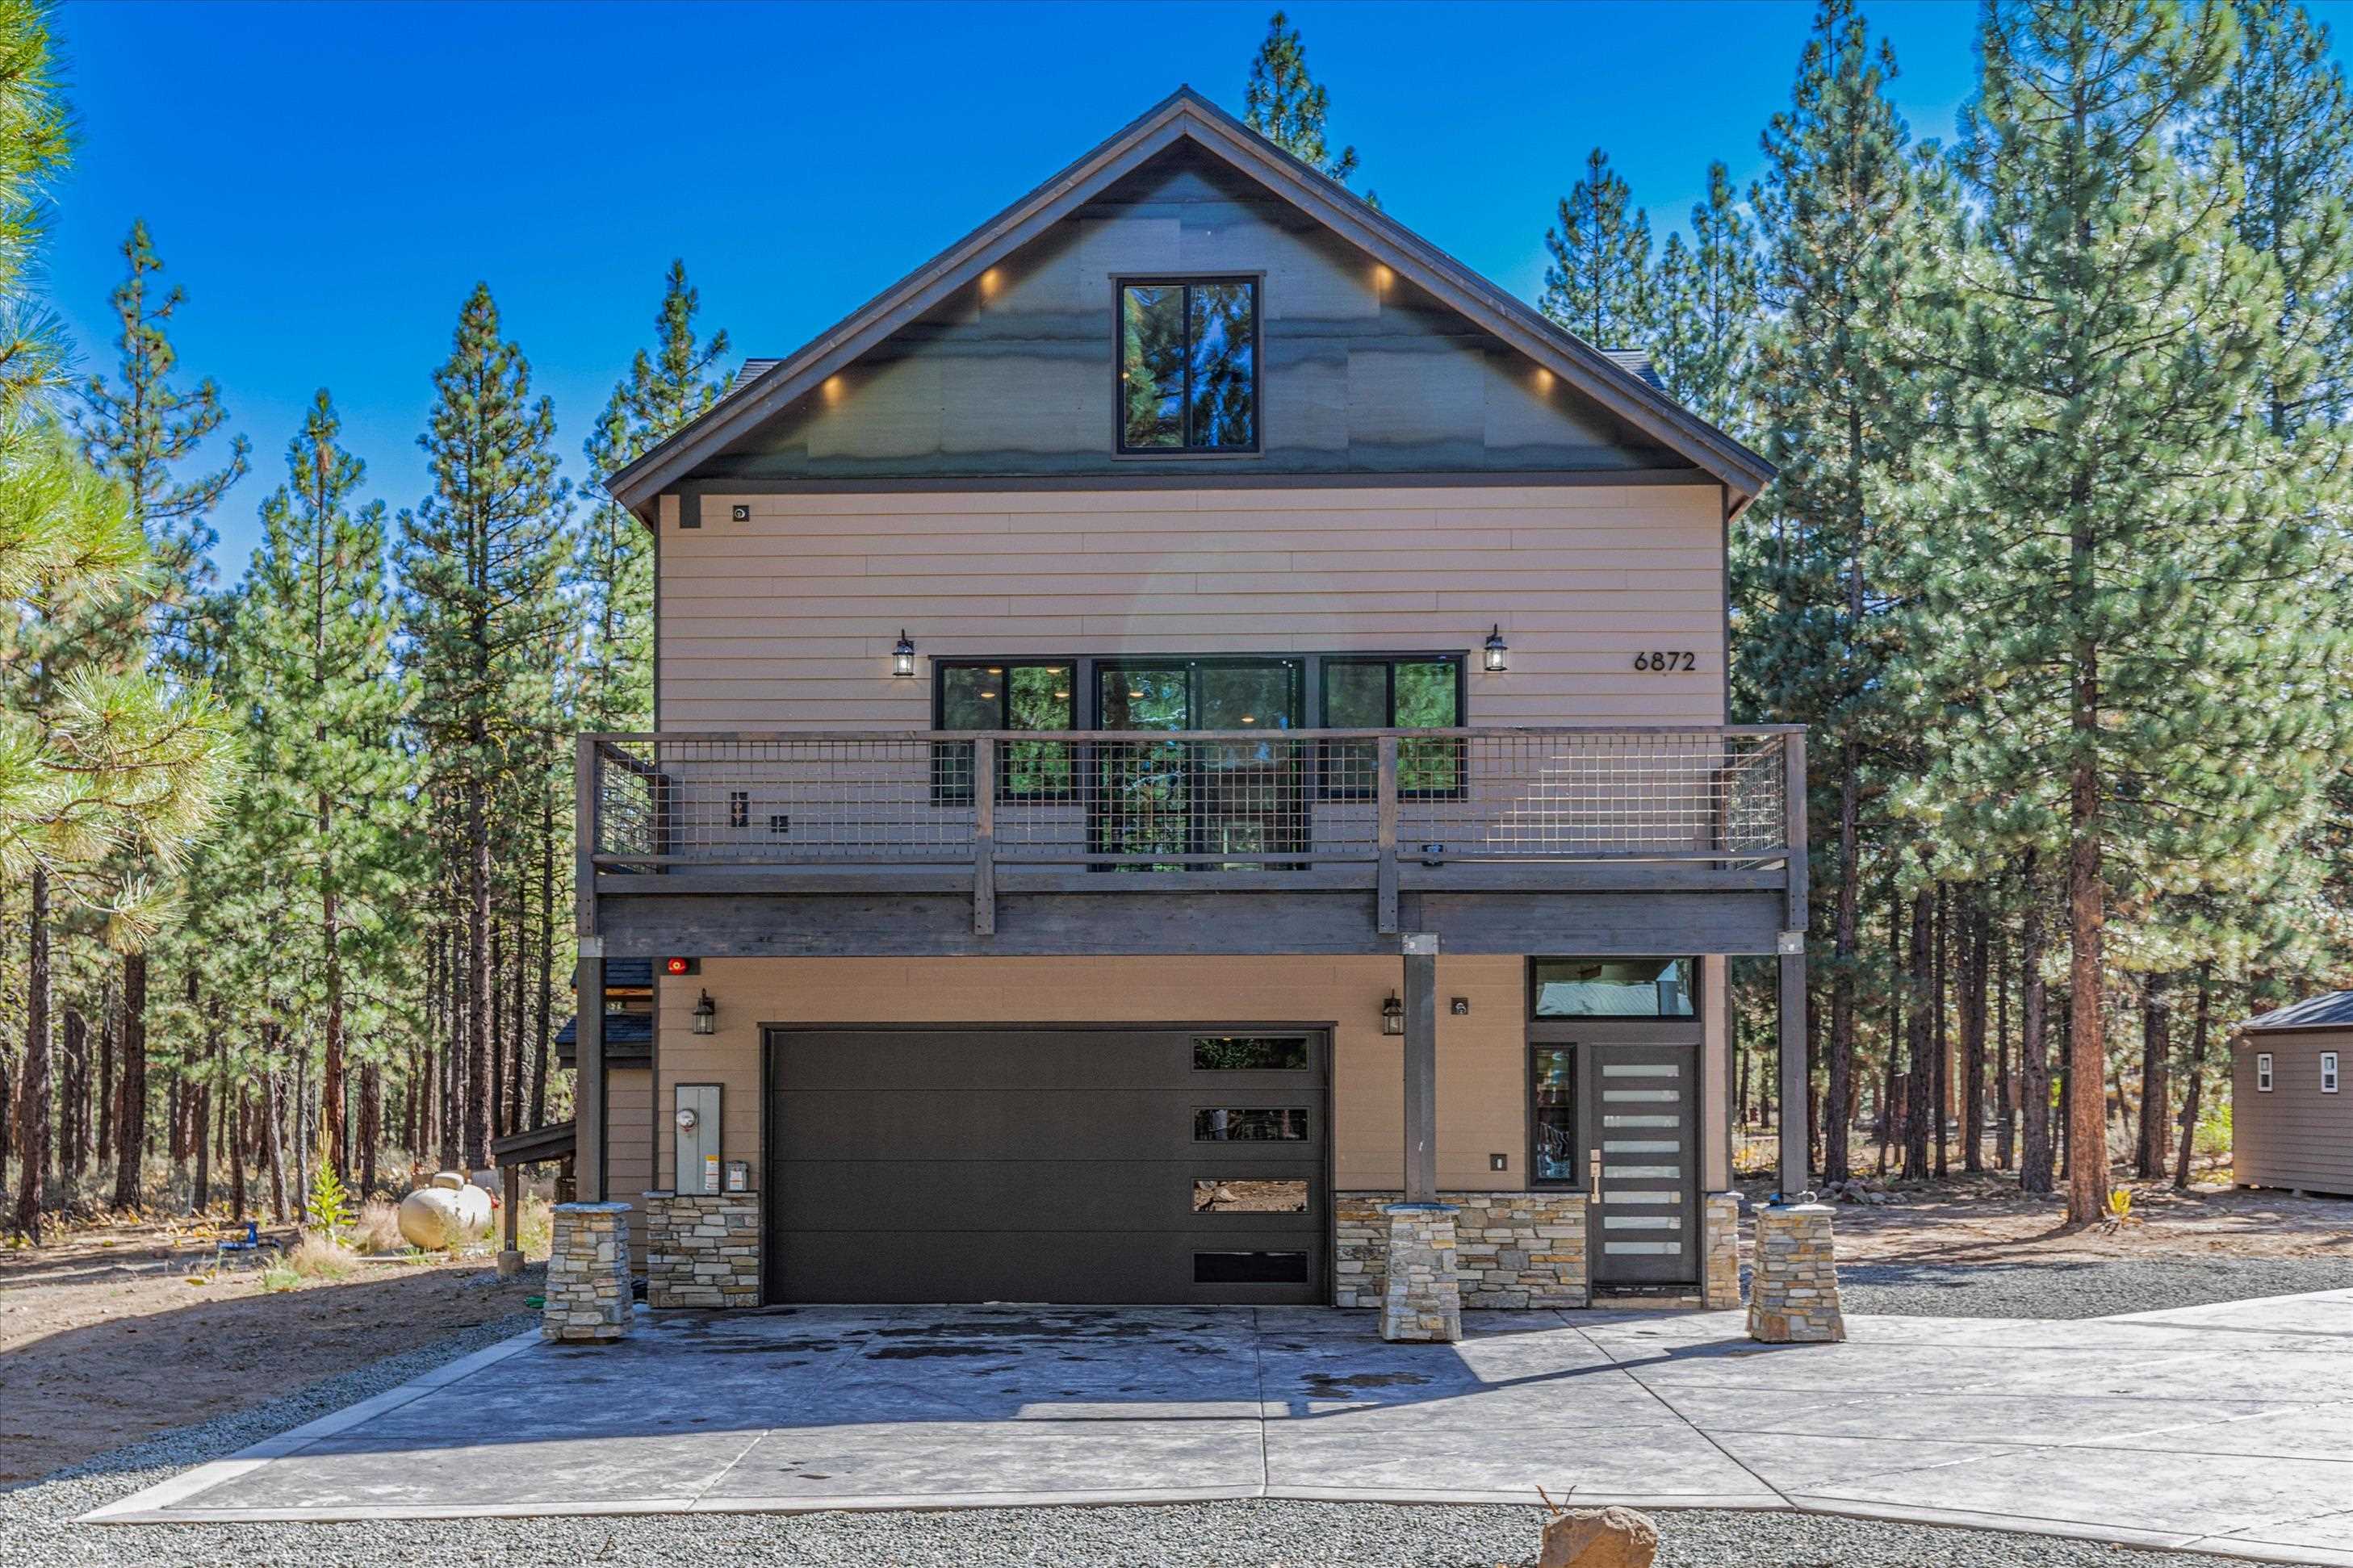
89,1290 -> 2353,1566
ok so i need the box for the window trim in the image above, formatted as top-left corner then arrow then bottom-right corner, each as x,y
930,657 -> 1078,805
1112,273 -> 1265,458
1317,654 -> 1469,801
2257,1052 -> 2275,1092
1527,1039 -> 1581,1192
2324,1052 -> 2340,1093
1527,958 -> 1703,1022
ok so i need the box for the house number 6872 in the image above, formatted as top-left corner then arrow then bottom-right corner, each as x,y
1634,650 -> 1696,672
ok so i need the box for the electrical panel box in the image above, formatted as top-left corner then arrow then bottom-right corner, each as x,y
674,1083 -> 722,1194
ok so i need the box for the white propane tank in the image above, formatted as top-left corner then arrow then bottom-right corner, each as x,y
396,1170 -> 495,1250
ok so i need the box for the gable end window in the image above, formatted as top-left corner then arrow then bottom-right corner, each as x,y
2325,1052 -> 2340,1093
2256,1052 -> 2274,1092
1119,278 -> 1258,453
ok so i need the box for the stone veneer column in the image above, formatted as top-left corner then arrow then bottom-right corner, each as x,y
643,1191 -> 762,1308
1335,1193 -> 1589,1309
1702,1192 -> 1743,1309
1379,1202 -> 1463,1342
543,1202 -> 632,1343
1747,1201 -> 1845,1343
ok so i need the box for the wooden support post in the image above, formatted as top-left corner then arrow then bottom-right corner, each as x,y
575,735 -> 601,941
1375,737 -> 1399,936
1783,730 -> 1809,933
972,737 -> 996,936
1780,948 -> 1809,1198
575,955 -> 605,1202
503,1162 -> 521,1252
1402,932 -> 1438,1205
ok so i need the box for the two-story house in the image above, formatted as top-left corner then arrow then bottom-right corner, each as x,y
573,88 -> 1807,1319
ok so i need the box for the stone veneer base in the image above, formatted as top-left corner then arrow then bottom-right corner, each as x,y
643,1191 -> 762,1309
1337,1192 -> 1589,1309
543,1202 -> 632,1343
1378,1204 -> 1463,1342
1748,1202 -> 1845,1342
1702,1192 -> 1743,1309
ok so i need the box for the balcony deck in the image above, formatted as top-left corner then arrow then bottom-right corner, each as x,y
576,726 -> 1807,960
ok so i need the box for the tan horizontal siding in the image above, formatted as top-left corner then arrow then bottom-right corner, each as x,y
658,483 -> 1728,733
605,1065 -> 654,1269
2232,1033 -> 2353,1192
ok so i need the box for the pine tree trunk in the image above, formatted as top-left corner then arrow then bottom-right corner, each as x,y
229,1085 -> 248,1220
2065,651 -> 2109,1224
2017,851 -> 2054,1194
112,951 -> 148,1210
467,765 -> 494,1172
2173,967 -> 2209,1191
1903,885 -> 1932,1180
509,885 -> 528,1132
1961,892 -> 1988,1174
12,866 -> 52,1240
61,1007 -> 86,1181
191,1053 -> 212,1216
532,794 -> 554,1128
1995,924 -> 2014,1170
96,1002 -> 114,1169
489,918 -> 506,1143
359,1060 -> 381,1200
1932,884 -> 1950,1179
263,1059 -> 287,1223
2137,974 -> 2169,1181
1826,734 -> 1861,1185
320,794 -> 346,1181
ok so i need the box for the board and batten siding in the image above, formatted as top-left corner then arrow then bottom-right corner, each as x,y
639,955 -> 1733,1198
655,482 -> 1730,730
2233,1031 -> 2353,1195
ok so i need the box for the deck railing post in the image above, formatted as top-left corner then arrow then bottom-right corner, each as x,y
1783,731 -> 1809,933
972,736 -> 996,936
1375,736 -> 1399,935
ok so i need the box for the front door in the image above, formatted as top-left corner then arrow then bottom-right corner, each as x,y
1587,1043 -> 1700,1287
1094,659 -> 1305,868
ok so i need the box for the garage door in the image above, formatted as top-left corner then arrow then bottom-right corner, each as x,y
764,1027 -> 1328,1304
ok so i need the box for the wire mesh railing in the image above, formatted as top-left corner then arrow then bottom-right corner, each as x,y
585,727 -> 1797,874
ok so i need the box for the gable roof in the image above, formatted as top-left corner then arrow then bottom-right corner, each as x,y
606,86 -> 1773,515
2243,991 -> 2353,1032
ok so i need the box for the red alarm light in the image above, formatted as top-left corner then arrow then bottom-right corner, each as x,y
664,956 -> 696,976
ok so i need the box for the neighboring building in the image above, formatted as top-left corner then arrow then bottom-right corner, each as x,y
2235,993 -> 2353,1198
572,88 -> 1806,1309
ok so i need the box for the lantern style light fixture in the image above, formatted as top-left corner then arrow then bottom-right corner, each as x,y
692,989 -> 717,1035
892,630 -> 917,679
1483,625 -> 1509,672
1381,992 -> 1405,1036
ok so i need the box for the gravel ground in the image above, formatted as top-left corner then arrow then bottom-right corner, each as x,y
5,1270 -> 2333,1568
1831,1256 -> 2353,1319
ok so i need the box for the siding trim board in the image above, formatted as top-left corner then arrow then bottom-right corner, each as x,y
605,89 -> 1769,512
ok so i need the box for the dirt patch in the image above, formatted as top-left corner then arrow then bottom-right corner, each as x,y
1746,1172 -> 2353,1265
0,1220 -> 540,1486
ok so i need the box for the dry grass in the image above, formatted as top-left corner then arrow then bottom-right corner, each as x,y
288,1233 -> 357,1280
352,1199 -> 408,1256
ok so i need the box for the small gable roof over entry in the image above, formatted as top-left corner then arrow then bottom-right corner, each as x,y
606,86 -> 1772,515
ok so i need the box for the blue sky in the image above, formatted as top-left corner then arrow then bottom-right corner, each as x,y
46,1 -> 2353,570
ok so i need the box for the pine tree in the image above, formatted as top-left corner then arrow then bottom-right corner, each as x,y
1896,0 -> 2351,1223
398,283 -> 569,1172
235,391 -> 414,1181
574,261 -> 729,733
1539,148 -> 1655,349
1244,10 -> 1368,196
74,219 -> 250,654
73,217 -> 248,1210
1652,162 -> 1761,430
1740,0 -> 1922,1187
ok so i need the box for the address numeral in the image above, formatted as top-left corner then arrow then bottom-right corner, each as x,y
1633,650 -> 1697,673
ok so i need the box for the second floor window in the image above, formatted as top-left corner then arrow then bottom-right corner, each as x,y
935,661 -> 1075,802
1120,278 -> 1257,452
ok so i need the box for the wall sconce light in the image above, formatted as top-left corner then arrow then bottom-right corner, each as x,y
892,630 -> 916,679
1381,992 -> 1405,1036
692,989 -> 716,1035
1484,625 -> 1509,672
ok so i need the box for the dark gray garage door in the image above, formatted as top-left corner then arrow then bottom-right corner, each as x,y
764,1027 -> 1328,1304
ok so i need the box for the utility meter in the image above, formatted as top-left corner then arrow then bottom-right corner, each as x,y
673,1085 -> 721,1194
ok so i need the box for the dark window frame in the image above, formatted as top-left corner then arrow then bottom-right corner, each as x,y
1113,274 -> 1264,457
1316,654 -> 1468,801
1191,1034 -> 1314,1072
1526,1039 -> 1581,1192
1191,1106 -> 1313,1142
1527,957 -> 1702,1021
930,657 -> 1079,805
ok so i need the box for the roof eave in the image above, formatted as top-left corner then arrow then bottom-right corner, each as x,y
607,86 -> 1773,514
